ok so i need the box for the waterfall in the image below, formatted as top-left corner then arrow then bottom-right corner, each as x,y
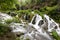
0,12 -> 60,40
28,14 -> 53,40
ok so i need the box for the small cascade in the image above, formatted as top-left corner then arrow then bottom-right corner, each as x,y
44,14 -> 60,33
28,14 -> 53,40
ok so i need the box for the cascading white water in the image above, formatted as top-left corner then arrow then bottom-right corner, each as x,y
44,15 -> 59,32
10,23 -> 27,33
0,12 -> 60,40
9,14 -> 60,40
44,14 -> 60,34
28,14 -> 53,40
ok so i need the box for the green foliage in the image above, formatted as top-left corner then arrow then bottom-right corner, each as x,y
52,30 -> 60,40
39,5 -> 60,23
15,10 -> 31,17
0,0 -> 19,11
16,10 -> 31,14
5,19 -> 13,24
0,23 -> 11,36
45,5 -> 60,23
13,17 -> 21,23
47,9 -> 60,23
34,10 -> 44,18
5,16 -> 21,24
16,37 -> 20,40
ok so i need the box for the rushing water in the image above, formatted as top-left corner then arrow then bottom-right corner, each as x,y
44,14 -> 59,32
0,12 -> 60,40
10,23 -> 27,33
28,14 -> 53,40
44,14 -> 60,37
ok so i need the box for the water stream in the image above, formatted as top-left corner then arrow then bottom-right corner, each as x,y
0,12 -> 60,40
